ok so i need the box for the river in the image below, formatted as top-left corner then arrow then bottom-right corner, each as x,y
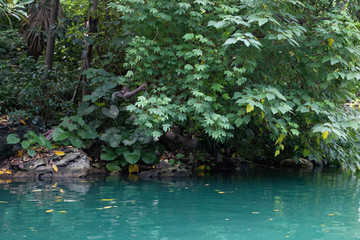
0,168 -> 359,239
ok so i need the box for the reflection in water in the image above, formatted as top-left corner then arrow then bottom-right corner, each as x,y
0,169 -> 359,239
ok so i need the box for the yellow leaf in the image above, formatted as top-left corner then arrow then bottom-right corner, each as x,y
274,150 -> 280,157
0,171 -> 4,175
275,134 -> 285,145
20,119 -> 27,125
197,165 -> 205,170
322,131 -> 329,140
58,211 -> 67,213
246,103 -> 254,113
103,206 -> 112,209
218,192 -> 225,194
101,199 -> 114,201
328,37 -> 334,47
5,170 -> 12,174
129,164 -> 139,174
261,111 -> 265,120
45,209 -> 53,213
200,60 -> 205,65
252,212 -> 260,214
52,164 -> 58,172
55,151 -> 65,156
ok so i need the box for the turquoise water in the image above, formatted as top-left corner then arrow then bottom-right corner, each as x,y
0,169 -> 360,240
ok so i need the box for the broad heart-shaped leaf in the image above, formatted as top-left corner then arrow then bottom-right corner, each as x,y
37,135 -> 52,150
123,149 -> 141,164
141,150 -> 156,164
100,128 -> 122,147
52,127 -> 70,141
101,105 -> 119,119
27,149 -> 36,158
100,152 -> 118,161
77,102 -> 97,116
106,161 -> 122,172
6,134 -> 20,144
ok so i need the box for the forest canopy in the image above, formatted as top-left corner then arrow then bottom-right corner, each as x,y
2,0 -> 360,172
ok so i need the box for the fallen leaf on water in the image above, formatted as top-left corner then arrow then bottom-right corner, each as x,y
55,151 -> 65,156
218,192 -> 225,194
328,214 -> 335,216
58,211 -> 67,213
32,189 -> 42,192
103,206 -> 112,209
0,201 -> 8,203
273,209 -> 280,212
101,199 -> 114,201
252,212 -> 260,214
269,218 -> 273,221
45,209 -> 53,213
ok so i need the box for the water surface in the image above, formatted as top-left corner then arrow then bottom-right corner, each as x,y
0,168 -> 359,239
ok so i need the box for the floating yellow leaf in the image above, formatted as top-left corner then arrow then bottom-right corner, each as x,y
55,151 -> 65,156
328,213 -> 335,216
251,212 -> 260,214
45,209 -> 53,213
128,164 -> 139,174
322,131 -> 329,140
246,103 -> 254,113
103,206 -> 112,209
58,211 -> 67,213
52,164 -> 58,172
0,201 -> 8,203
273,209 -> 280,212
218,192 -> 225,194
101,199 -> 114,202
328,37 -> 334,47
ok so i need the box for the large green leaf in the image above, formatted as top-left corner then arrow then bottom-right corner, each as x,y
52,127 -> 70,141
141,150 -> 156,164
123,149 -> 141,164
106,161 -> 122,172
101,105 -> 119,119
6,134 -> 20,144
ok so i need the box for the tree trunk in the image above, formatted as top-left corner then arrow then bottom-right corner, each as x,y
44,0 -> 60,70
72,0 -> 99,103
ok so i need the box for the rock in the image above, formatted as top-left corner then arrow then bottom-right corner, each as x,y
279,158 -> 313,169
12,147 -> 91,179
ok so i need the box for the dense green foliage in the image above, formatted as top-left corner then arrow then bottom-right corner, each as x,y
3,0 -> 360,172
